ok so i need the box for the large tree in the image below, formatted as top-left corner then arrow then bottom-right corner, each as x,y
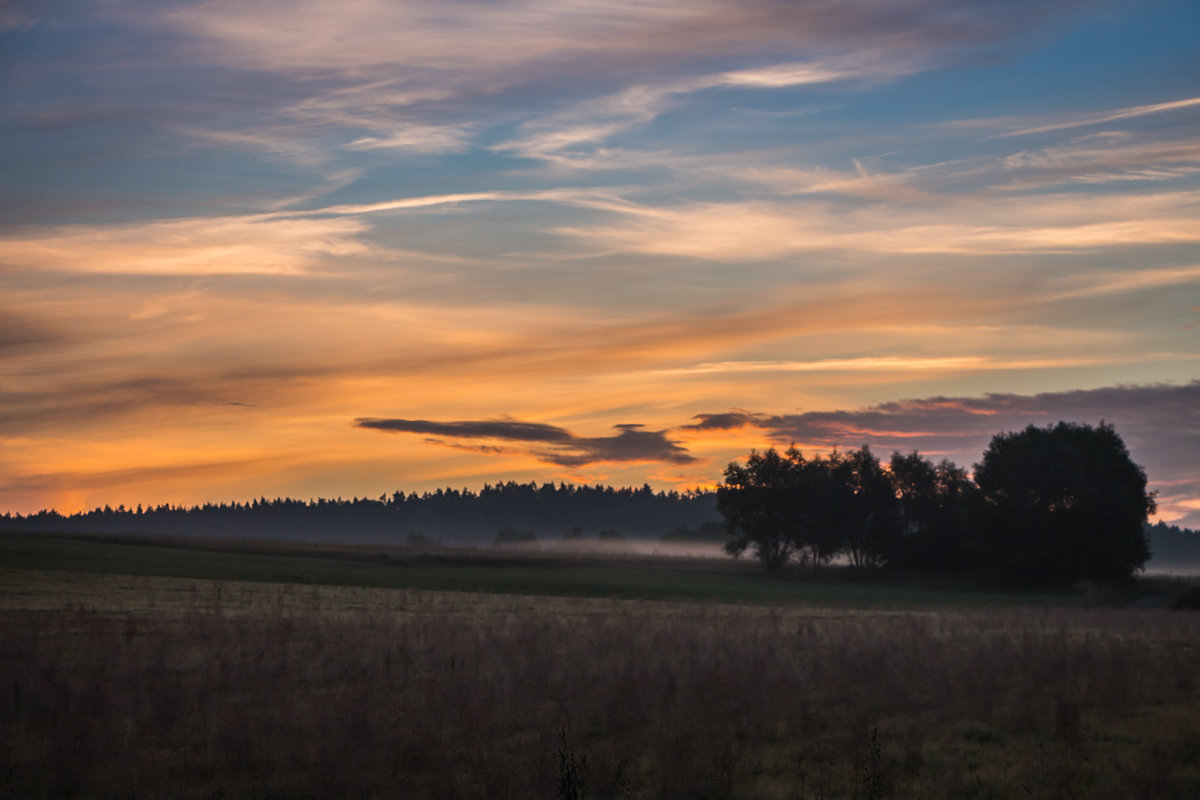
717,447 -> 806,572
972,421 -> 1155,583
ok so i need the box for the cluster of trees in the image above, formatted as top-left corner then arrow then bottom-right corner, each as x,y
719,422 -> 1157,583
0,481 -> 717,545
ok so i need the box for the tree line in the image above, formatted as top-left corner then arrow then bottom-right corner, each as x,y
719,421 -> 1158,583
1145,520 -> 1200,568
0,481 -> 717,545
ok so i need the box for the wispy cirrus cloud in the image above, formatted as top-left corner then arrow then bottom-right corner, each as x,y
556,188 -> 1200,259
994,131 -> 1200,190
0,215 -> 374,276
170,86 -> 473,160
721,162 -> 943,203
0,188 -> 614,275
283,187 -> 614,217
636,354 -> 1200,378
1039,264 -> 1200,302
162,0 -> 1056,81
135,0 -> 1083,169
723,128 -> 1200,203
14,177 -> 1192,278
357,417 -> 696,467
494,58 -> 882,168
344,124 -> 476,154
0,456 -> 287,497
989,95 -> 1200,139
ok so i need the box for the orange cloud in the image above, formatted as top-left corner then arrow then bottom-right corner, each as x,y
557,190 -> 1200,259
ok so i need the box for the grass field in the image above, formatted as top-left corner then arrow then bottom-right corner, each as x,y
3,532 -> 1199,798
0,532 -> 1171,608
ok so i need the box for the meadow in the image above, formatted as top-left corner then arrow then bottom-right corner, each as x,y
3,533 -> 1199,798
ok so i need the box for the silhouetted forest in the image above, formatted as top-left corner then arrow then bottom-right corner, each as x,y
0,482 -> 718,545
1146,520 -> 1200,568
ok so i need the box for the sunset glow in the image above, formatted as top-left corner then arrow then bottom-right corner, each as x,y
2,1 -> 1198,525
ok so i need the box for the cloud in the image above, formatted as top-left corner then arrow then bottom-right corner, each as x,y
719,62 -> 861,88
285,187 -> 610,217
681,411 -> 766,431
645,356 -> 1134,376
1039,264 -> 1200,302
344,123 -> 475,153
991,95 -> 1200,138
721,128 -> 1200,204
164,0 -> 1058,80
0,187 -> 621,276
0,311 -> 63,354
357,416 -> 695,466
556,189 -> 1200,259
722,162 -> 942,203
142,0 -> 1081,170
357,418 -> 574,443
495,58 -> 876,168
756,381 -> 1198,447
552,423 -> 695,467
0,215 -> 373,275
1,455 -> 283,496
994,132 -> 1200,189
0,376 -> 259,434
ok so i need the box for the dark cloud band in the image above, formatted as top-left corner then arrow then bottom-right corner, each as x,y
356,417 -> 695,466
356,417 -> 574,443
753,382 -> 1199,471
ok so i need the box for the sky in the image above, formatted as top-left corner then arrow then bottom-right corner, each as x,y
2,0 -> 1199,526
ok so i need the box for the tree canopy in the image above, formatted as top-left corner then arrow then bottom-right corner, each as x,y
973,421 -> 1155,583
718,445 -> 898,573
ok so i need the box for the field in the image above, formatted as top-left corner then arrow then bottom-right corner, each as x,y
3,533 -> 1200,798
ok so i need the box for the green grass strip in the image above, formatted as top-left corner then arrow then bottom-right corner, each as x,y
0,533 -> 1120,608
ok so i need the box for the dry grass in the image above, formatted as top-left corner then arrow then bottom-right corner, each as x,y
3,570 -> 1199,799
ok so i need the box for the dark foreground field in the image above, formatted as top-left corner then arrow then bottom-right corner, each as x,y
3,534 -> 1199,798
